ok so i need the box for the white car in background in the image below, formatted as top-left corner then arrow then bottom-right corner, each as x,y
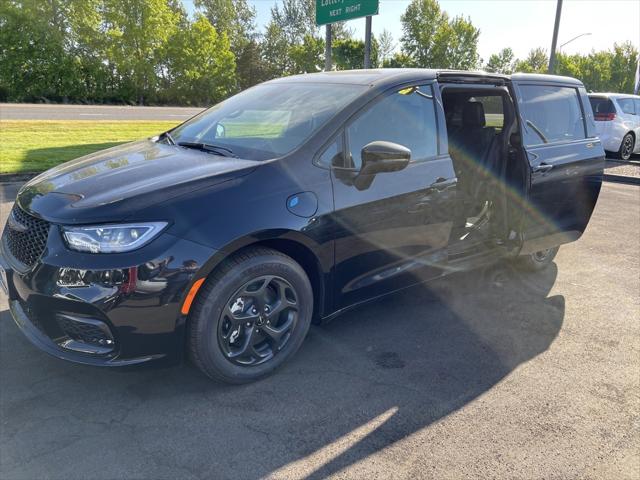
588,93 -> 640,160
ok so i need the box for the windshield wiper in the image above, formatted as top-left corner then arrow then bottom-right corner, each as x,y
176,142 -> 237,158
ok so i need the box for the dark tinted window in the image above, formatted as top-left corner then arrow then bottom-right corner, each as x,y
617,98 -> 636,114
171,83 -> 365,160
346,85 -> 438,169
519,85 -> 585,145
317,137 -> 342,168
589,97 -> 615,114
473,95 -> 504,129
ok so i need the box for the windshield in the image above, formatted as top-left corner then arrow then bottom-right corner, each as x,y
170,83 -> 366,160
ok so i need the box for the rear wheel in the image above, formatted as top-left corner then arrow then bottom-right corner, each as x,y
515,246 -> 559,272
618,133 -> 634,161
188,247 -> 313,384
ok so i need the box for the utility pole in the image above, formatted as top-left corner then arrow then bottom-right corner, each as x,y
548,0 -> 563,74
325,23 -> 332,71
364,16 -> 372,69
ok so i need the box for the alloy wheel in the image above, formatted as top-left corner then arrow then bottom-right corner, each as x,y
621,134 -> 633,160
218,275 -> 298,366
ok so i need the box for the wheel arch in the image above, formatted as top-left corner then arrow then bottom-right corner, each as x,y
185,230 -> 331,323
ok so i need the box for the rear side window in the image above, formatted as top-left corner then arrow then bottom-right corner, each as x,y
473,95 -> 504,129
346,85 -> 438,169
589,97 -> 615,114
617,98 -> 636,115
519,85 -> 586,146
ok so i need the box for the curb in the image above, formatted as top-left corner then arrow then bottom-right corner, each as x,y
0,173 -> 38,184
603,174 -> 640,185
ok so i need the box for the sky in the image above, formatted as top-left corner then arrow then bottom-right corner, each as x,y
183,0 -> 640,62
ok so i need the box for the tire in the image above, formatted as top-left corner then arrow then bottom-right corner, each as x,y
515,246 -> 559,272
618,133 -> 635,161
188,247 -> 313,384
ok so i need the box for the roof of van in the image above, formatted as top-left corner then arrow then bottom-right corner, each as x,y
588,92 -> 640,99
266,69 -> 584,87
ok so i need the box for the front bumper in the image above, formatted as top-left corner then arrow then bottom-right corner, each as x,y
1,229 -> 216,368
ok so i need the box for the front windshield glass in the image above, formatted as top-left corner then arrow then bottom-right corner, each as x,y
170,83 -> 367,160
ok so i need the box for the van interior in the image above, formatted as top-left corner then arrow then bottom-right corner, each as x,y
440,84 -> 529,256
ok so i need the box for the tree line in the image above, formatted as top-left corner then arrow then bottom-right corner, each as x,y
1,0 -> 637,106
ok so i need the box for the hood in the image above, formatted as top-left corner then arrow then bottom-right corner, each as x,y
17,140 -> 259,224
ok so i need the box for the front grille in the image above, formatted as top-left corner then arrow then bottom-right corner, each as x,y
3,205 -> 50,267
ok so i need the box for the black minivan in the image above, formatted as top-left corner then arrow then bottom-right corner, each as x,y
0,69 -> 604,383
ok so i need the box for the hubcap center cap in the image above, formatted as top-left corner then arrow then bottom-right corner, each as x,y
256,314 -> 267,326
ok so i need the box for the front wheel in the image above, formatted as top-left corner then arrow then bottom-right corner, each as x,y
188,247 -> 313,384
618,133 -> 635,161
514,246 -> 559,272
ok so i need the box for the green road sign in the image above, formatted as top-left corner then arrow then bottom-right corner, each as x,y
316,0 -> 379,26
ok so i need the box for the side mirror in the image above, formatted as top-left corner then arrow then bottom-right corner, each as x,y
354,141 -> 411,190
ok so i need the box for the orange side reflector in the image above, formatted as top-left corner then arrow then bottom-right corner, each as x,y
181,278 -> 205,315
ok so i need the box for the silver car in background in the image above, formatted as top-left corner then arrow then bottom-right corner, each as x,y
588,93 -> 640,160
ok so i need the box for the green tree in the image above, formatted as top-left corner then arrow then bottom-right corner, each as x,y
514,48 -> 548,73
334,38 -> 379,70
162,14 -> 236,106
378,29 -> 396,64
261,23 -> 292,78
383,52 -> 414,68
400,0 -> 480,69
236,39 -> 269,89
102,0 -> 181,104
194,0 -> 259,90
195,0 -> 256,51
290,34 -> 324,73
609,42 -> 639,93
270,0 -> 317,45
0,0 -> 101,102
262,0 -> 322,77
485,47 -> 515,74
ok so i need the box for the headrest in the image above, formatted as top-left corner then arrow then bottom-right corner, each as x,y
462,101 -> 486,128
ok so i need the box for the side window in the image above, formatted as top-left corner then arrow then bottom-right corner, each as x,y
317,136 -> 343,168
519,85 -> 586,146
346,85 -> 438,169
617,98 -> 636,115
471,95 -> 504,130
635,99 -> 640,116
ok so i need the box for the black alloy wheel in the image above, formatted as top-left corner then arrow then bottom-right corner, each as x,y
619,133 -> 634,161
218,275 -> 298,366
188,247 -> 313,384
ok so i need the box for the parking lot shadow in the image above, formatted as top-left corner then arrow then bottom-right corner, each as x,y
0,262 -> 564,479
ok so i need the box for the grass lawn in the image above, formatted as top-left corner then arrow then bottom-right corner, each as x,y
0,120 -> 177,174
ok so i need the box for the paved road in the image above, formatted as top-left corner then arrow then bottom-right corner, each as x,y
0,182 -> 638,479
0,103 -> 204,121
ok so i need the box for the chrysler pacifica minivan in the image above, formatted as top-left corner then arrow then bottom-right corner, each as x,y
0,70 -> 604,383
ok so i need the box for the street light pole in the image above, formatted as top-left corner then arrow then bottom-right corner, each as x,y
325,23 -> 332,71
548,0 -> 563,74
559,32 -> 592,51
364,16 -> 372,69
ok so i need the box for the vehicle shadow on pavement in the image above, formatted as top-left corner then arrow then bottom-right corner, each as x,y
0,262 -> 564,480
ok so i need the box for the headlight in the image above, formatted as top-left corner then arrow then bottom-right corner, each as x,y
62,222 -> 167,253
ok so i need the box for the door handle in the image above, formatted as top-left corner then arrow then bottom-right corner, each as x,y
428,177 -> 449,191
533,163 -> 554,174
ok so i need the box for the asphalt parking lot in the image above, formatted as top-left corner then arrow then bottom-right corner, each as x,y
0,181 -> 638,479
